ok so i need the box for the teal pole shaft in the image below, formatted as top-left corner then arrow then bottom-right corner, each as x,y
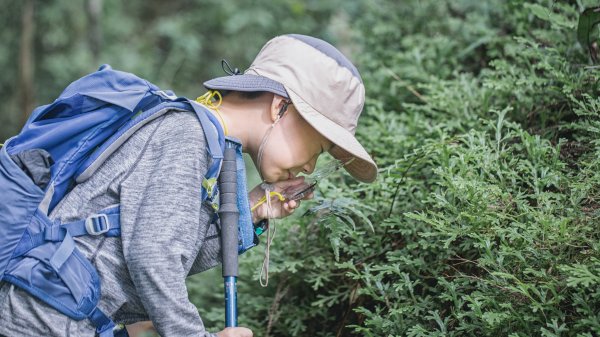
224,276 -> 237,326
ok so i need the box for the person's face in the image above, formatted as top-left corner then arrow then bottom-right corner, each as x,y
257,105 -> 333,183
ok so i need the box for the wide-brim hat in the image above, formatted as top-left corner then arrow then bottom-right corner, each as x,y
204,34 -> 377,183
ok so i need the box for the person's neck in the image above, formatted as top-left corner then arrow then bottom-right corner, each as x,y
215,94 -> 272,159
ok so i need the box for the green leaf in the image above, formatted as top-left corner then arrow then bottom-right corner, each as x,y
525,3 -> 575,29
577,7 -> 600,62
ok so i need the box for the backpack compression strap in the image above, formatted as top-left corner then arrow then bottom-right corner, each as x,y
12,206 -> 120,257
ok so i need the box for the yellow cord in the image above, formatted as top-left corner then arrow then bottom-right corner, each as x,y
251,191 -> 285,212
196,90 -> 228,135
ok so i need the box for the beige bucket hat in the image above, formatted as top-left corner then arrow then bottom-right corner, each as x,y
204,34 -> 377,183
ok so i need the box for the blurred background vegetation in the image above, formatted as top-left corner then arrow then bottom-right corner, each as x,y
0,0 -> 358,141
3,0 -> 600,336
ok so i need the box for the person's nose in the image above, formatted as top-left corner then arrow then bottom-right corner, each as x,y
302,157 -> 317,175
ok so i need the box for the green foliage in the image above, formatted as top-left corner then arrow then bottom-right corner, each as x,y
188,1 -> 600,336
3,0 -> 600,336
0,0 -> 348,141
577,6 -> 600,62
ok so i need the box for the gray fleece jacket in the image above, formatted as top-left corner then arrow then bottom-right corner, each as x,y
0,110 -> 221,337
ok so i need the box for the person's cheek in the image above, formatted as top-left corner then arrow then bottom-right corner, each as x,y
281,146 -> 304,174
274,156 -> 296,181
264,158 -> 284,182
262,140 -> 288,181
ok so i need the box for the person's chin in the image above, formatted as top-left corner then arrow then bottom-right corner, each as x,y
276,172 -> 292,182
262,172 -> 284,184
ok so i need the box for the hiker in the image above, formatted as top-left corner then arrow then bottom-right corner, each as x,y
0,34 -> 376,337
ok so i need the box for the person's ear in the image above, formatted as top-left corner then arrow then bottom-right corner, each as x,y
269,94 -> 291,123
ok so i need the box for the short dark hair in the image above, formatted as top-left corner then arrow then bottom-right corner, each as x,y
219,90 -> 266,100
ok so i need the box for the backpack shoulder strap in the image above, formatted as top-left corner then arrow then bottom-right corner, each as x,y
76,99 -> 225,185
187,99 -> 226,210
75,100 -> 190,182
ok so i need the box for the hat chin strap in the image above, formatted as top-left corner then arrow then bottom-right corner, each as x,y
256,115 -> 284,183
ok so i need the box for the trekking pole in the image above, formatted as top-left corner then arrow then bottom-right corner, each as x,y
219,147 -> 239,327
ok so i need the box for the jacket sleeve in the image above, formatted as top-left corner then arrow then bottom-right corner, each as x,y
118,111 -> 218,337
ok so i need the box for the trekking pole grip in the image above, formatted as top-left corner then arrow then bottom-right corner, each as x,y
219,147 -> 238,327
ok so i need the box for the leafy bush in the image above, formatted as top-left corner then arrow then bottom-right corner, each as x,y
188,1 -> 600,336
4,0 -> 599,336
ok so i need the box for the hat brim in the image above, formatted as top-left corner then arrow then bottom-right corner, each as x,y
285,86 -> 378,183
203,74 -> 289,99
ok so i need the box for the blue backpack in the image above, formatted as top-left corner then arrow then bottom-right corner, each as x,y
0,65 -> 228,336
